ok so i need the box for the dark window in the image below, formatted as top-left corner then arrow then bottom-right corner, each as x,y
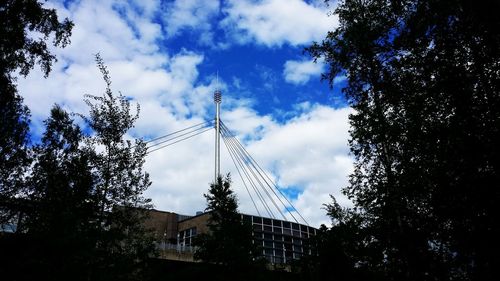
275,250 -> 284,257
253,232 -> 263,239
272,220 -> 282,227
253,240 -> 264,247
274,242 -> 283,249
253,224 -> 262,231
264,241 -> 273,248
292,238 -> 301,245
263,218 -> 272,225
274,234 -> 283,241
301,232 -> 309,238
273,227 -> 282,233
242,215 -> 251,223
191,228 -> 197,235
282,221 -> 291,229
284,236 -> 292,243
293,245 -> 302,252
300,224 -> 308,232
292,223 -> 300,230
264,248 -> 273,255
284,243 -> 292,251
264,233 -> 273,240
253,216 -> 263,224
283,228 -> 292,235
293,230 -> 301,237
264,225 -> 273,232
308,226 -> 315,233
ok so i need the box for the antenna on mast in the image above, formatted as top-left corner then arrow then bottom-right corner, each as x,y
214,72 -> 222,182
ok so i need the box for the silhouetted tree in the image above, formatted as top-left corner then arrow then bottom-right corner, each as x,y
0,0 -> 73,227
24,105 -> 96,280
307,0 -> 500,280
80,54 -> 155,281
194,174 -> 263,272
0,90 -> 31,227
1,56 -> 155,281
0,0 -> 73,85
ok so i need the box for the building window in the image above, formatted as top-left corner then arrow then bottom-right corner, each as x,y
178,227 -> 197,246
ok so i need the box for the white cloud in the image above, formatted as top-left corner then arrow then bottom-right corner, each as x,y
162,0 -> 220,45
218,104 -> 353,226
222,0 -> 338,47
283,59 -> 324,85
15,0 -> 351,228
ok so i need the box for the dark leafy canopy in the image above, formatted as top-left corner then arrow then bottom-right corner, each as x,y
307,0 -> 500,281
194,174 -> 263,270
0,0 -> 72,226
23,105 -> 96,279
0,0 -> 73,83
2,57 -> 155,281
78,54 -> 155,281
0,90 -> 31,226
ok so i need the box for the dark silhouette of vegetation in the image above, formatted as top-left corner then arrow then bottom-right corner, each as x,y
306,0 -> 500,280
1,0 -> 73,227
1,55 -> 156,281
194,174 -> 264,272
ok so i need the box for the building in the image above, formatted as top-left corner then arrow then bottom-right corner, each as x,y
144,209 -> 316,264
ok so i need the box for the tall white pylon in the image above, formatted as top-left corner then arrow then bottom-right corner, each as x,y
214,74 -> 221,182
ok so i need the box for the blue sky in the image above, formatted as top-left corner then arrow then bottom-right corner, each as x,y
17,0 -> 352,227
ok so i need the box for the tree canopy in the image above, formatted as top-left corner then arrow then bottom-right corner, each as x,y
194,174 -> 263,271
307,0 -> 500,280
0,0 -> 73,226
0,0 -> 73,85
1,55 -> 155,281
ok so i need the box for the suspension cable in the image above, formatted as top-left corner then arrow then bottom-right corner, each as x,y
221,121 -> 303,224
220,124 -> 287,221
221,128 -> 275,218
143,120 -> 213,144
147,127 -> 213,155
221,124 -> 287,221
221,122 -> 301,224
147,123 -> 213,149
221,134 -> 261,217
221,120 -> 308,225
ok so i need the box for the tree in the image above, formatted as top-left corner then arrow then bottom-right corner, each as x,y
307,0 -> 500,280
24,105 -> 96,280
0,0 -> 73,85
0,0 -> 73,227
80,54 -> 155,280
0,90 -> 31,227
194,174 -> 262,271
1,56 -> 155,281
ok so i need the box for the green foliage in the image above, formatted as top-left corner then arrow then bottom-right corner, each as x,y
194,174 -> 264,271
1,56 -> 155,281
0,0 -> 73,82
0,0 -> 73,228
0,90 -> 31,226
79,55 -> 155,280
307,0 -> 500,280
23,105 -> 96,279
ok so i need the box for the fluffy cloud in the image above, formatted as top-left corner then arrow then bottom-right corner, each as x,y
222,0 -> 338,47
229,105 -> 353,226
15,0 -> 351,227
283,59 -> 324,85
161,0 -> 225,47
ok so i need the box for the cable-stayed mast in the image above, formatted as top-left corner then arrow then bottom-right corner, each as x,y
214,74 -> 221,182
